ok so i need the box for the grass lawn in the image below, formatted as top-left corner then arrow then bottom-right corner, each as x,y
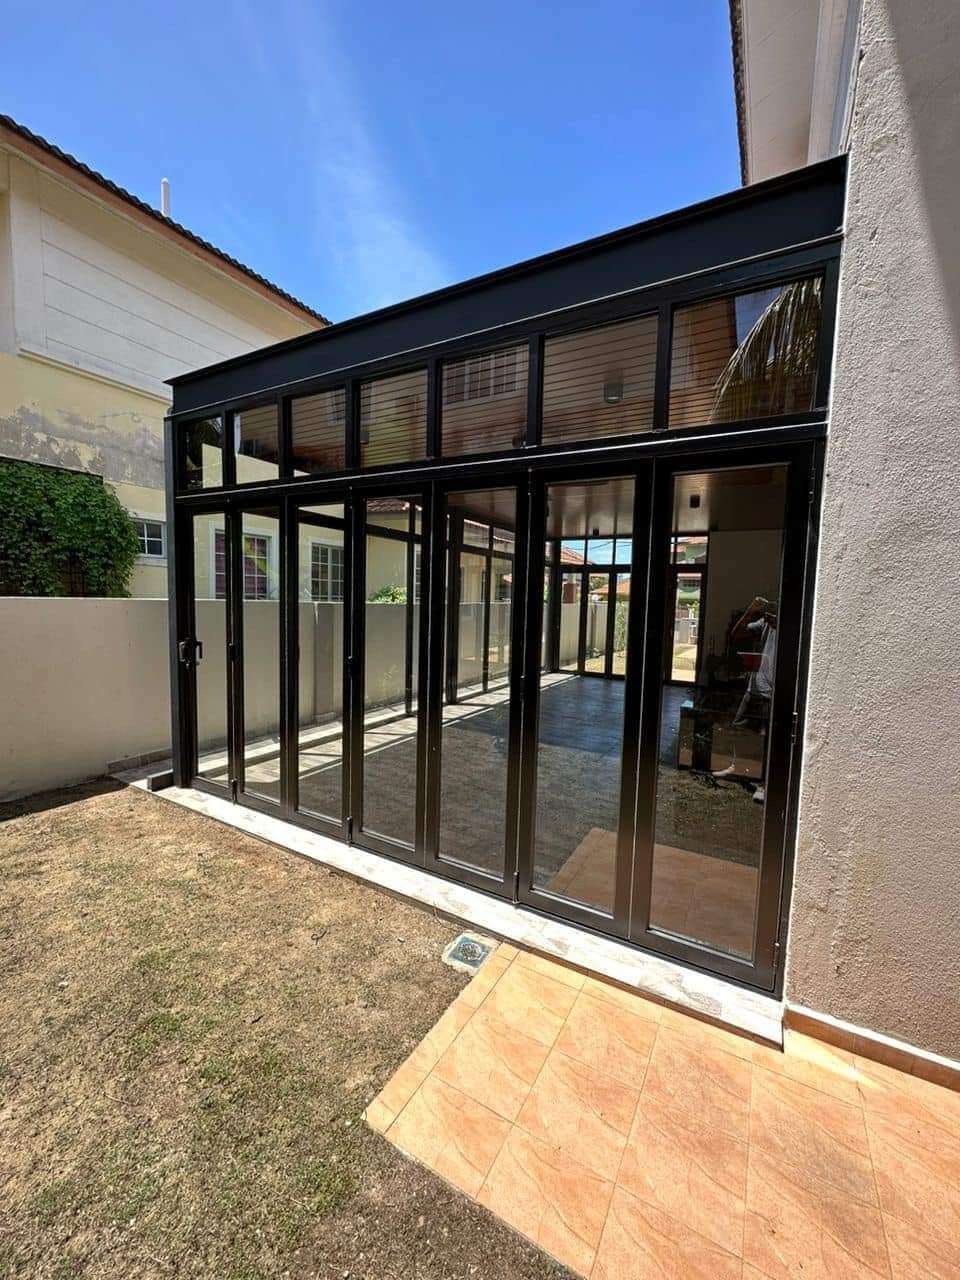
0,781 -> 569,1280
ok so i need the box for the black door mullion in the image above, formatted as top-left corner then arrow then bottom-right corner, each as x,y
280,495 -> 296,815
513,473 -> 543,902
228,508 -> 244,801
576,569 -> 588,675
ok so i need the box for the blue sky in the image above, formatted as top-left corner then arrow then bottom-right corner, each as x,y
2,1 -> 739,321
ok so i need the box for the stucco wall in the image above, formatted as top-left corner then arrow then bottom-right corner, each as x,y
786,0 -> 960,1057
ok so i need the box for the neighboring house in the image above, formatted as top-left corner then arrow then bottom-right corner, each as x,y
0,115 -> 326,596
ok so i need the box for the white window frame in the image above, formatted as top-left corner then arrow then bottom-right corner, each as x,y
444,348 -> 518,406
133,516 -> 166,561
309,539 -> 345,602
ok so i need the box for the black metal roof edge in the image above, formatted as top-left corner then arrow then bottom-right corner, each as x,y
167,154 -> 846,390
0,113 -> 330,326
729,0 -> 750,186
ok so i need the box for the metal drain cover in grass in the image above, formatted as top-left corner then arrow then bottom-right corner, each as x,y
442,932 -> 494,974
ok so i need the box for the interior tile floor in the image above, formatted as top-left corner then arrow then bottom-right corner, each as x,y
366,944 -> 960,1279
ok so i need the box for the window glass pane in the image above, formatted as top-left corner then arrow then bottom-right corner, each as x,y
235,404 -> 280,482
586,537 -> 616,565
672,535 -> 708,564
463,518 -> 489,548
360,369 -> 428,468
650,465 -> 788,960
361,500 -> 420,845
542,314 -> 657,446
366,497 -> 419,534
669,278 -> 822,427
291,388 -> 346,474
296,503 -> 346,824
193,512 -> 228,783
181,417 -> 223,490
137,520 -> 164,557
240,509 -> 280,803
441,344 -> 528,456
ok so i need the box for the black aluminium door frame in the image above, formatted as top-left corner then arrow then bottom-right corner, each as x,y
422,472 -> 530,898
629,439 -> 816,990
515,460 -> 654,937
349,481 -> 431,866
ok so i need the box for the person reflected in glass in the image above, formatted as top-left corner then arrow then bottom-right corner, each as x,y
729,596 -> 778,803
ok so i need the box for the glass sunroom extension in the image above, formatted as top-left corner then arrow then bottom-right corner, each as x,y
165,158 -> 844,993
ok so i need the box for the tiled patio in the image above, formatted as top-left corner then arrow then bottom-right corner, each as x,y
365,944 -> 960,1279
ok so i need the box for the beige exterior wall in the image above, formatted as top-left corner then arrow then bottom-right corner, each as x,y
786,0 -> 960,1058
0,141 -> 320,598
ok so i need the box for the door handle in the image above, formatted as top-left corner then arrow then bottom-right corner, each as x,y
178,638 -> 203,667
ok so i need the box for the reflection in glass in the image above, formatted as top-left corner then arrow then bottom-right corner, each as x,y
532,477 -> 635,914
193,512 -> 229,782
361,500 -> 420,844
235,404 -> 280,483
182,417 -> 223,490
441,345 -> 529,456
669,279 -> 821,427
291,389 -> 346,475
297,504 -> 346,822
360,369 -> 428,468
438,489 -> 516,876
650,465 -> 787,959
542,314 -> 657,445
240,509 -> 281,803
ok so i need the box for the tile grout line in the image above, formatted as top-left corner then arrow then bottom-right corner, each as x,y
589,1020 -> 661,1278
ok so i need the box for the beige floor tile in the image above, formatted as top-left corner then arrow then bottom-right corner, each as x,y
882,1209 -> 960,1280
856,1054 -> 960,1138
866,1112 -> 960,1263
387,1075 -> 510,1199
515,1049 -> 638,1181
363,1097 -> 395,1134
618,1093 -> 747,1257
581,975 -> 663,1023
642,1025 -> 753,1141
751,1031 -> 864,1106
377,997 -> 475,1114
659,1003 -> 757,1061
750,1067 -> 877,1206
513,948 -> 586,990
556,990 -> 657,1087
477,1126 -> 613,1276
433,1007 -> 549,1121
592,1185 -> 741,1280
459,950 -> 513,1008
482,963 -> 578,1047
744,1146 -> 890,1279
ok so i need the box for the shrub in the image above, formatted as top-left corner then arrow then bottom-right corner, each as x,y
0,461 -> 140,596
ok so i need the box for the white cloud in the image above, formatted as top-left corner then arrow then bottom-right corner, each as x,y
235,0 -> 449,316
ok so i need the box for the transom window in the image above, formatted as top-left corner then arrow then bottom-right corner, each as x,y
214,530 -> 273,599
135,519 -> 165,558
310,543 -> 344,602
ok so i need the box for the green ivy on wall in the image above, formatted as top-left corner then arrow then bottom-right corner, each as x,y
0,461 -> 140,597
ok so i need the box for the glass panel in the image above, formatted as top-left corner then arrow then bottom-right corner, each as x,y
360,369 -> 428,468
181,417 -> 223,490
650,465 -> 788,959
438,488 -> 516,875
673,535 -> 708,564
463,518 -> 489,548
532,477 -> 635,913
558,574 -> 582,672
193,512 -> 229,782
586,537 -> 616,565
235,404 -> 280,483
671,572 -> 701,683
297,504 -> 346,822
541,314 -> 657,445
456,550 -> 486,693
441,344 -> 529,456
291,388 -> 346,474
240,509 -> 280,803
612,573 -> 629,676
669,278 -> 822,427
583,576 -> 609,673
361,498 -> 420,844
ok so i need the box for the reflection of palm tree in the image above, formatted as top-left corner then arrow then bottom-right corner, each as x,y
713,278 -> 821,421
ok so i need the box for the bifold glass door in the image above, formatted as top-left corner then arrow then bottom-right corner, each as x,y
180,444 -> 812,990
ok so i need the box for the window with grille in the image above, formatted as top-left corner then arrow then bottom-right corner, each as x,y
310,543 -> 345,602
214,531 -> 273,599
135,519 -> 165,558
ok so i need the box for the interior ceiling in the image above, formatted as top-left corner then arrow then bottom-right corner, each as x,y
672,466 -> 786,533
545,478 -> 635,539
